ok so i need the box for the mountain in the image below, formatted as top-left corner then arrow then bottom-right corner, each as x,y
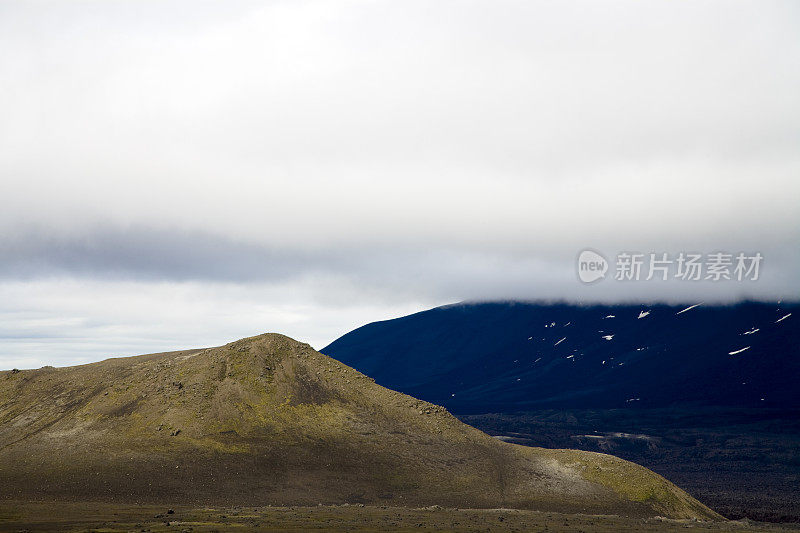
322,301 -> 799,414
0,333 -> 718,520
321,301 -> 800,521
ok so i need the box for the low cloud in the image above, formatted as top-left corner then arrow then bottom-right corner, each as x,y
1,0 -> 798,366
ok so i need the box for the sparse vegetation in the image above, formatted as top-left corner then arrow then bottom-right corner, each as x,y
0,502 -> 798,533
0,333 -> 720,525
463,408 -> 800,522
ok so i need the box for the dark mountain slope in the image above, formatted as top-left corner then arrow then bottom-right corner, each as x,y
322,301 -> 799,414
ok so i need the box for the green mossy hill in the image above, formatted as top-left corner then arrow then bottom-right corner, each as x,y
0,333 -> 720,520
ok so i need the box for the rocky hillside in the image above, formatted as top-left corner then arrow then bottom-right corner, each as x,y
0,333 -> 718,520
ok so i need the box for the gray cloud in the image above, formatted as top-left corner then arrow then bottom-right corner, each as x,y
0,0 -> 798,366
0,226 -> 307,282
1,224 -> 795,304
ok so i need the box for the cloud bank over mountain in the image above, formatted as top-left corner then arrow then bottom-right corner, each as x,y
1,0 -> 798,366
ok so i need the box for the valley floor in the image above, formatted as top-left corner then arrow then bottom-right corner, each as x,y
460,408 -> 800,523
0,502 -> 798,533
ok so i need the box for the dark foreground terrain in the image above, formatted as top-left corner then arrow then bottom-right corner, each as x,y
462,408 -> 800,523
0,502 -> 797,533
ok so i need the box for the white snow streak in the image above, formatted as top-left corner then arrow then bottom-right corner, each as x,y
676,303 -> 702,315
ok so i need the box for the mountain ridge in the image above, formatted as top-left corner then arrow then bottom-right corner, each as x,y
322,301 -> 799,413
0,333 -> 718,520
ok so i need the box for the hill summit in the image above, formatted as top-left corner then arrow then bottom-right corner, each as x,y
0,333 -> 718,519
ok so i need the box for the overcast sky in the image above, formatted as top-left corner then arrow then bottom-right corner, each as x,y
1,0 -> 798,368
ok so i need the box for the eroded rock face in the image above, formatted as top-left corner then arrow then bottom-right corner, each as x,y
0,333 -> 719,520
